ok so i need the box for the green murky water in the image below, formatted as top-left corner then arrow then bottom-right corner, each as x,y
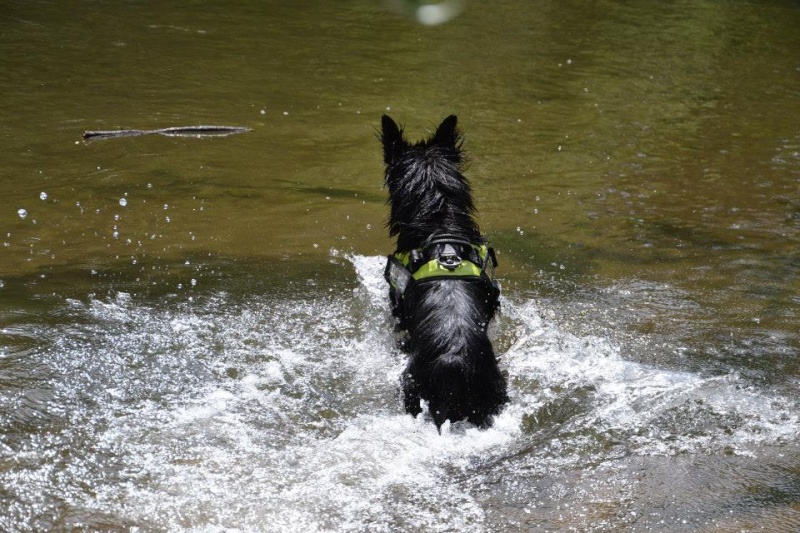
1,2 -> 799,531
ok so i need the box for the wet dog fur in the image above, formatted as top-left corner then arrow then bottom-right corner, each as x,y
380,114 -> 508,430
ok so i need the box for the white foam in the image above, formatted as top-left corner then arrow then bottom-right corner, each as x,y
4,256 -> 798,532
348,253 -> 388,303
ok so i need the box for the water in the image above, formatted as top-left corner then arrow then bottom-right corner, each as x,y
1,256 -> 798,531
2,1 -> 800,531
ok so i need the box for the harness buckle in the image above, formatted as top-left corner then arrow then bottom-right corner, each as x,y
437,243 -> 462,271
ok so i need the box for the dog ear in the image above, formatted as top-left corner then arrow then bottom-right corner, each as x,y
381,115 -> 406,164
431,115 -> 459,149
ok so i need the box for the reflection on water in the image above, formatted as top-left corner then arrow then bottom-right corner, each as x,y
1,1 -> 799,531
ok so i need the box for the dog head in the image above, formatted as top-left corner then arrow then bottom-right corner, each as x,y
379,115 -> 478,248
380,114 -> 463,169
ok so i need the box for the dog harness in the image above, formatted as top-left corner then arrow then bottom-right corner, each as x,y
384,235 -> 499,300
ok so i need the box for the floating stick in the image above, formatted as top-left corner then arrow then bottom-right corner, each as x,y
82,125 -> 251,140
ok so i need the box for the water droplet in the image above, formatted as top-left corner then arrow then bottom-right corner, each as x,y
39,192 -> 48,201
119,198 -> 128,207
17,209 -> 27,219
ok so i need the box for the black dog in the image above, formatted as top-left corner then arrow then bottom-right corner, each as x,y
380,114 -> 508,430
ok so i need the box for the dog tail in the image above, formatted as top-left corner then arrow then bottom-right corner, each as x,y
429,352 -> 470,431
427,346 -> 508,431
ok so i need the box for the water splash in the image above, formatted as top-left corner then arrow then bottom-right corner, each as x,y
0,256 -> 797,531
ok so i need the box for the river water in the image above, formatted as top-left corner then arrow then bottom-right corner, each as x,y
1,1 -> 799,531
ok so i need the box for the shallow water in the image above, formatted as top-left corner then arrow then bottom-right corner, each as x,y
2,1 -> 800,532
1,256 -> 798,531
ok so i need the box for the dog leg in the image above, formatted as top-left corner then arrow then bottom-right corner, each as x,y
402,368 -> 422,417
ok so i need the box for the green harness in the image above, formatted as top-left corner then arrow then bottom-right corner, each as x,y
384,238 -> 498,300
